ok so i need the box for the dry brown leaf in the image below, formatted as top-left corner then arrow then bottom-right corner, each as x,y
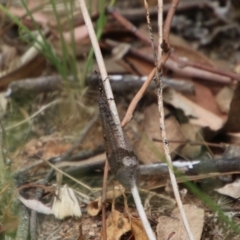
170,34 -> 214,67
0,54 -> 46,91
216,86 -> 234,114
87,186 -> 124,217
216,87 -> 234,114
87,199 -> 101,217
188,82 -> 224,117
134,104 -> 185,164
163,88 -> 225,131
104,210 -> 131,240
63,25 -> 89,43
157,204 -> 204,240
131,216 -> 149,240
215,178 -> 240,199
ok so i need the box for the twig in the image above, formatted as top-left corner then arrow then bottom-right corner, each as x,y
170,53 -> 240,82
116,0 -> 210,21
77,0 -> 120,125
156,0 -> 194,239
108,7 -> 152,45
131,185 -> 156,240
78,1 -> 156,239
122,68 -> 155,127
153,138 -> 226,148
101,161 -> 109,240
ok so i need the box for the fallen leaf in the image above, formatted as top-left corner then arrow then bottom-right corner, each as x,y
131,216 -> 149,240
215,178 -> 240,199
104,210 -> 131,240
163,88 -> 225,131
157,204 -> 204,240
134,104 -> 185,164
215,86 -> 234,114
188,82 -> 224,117
0,54 -> 46,91
87,186 -> 125,217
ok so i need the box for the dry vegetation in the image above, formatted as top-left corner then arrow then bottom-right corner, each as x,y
1,0 -> 240,239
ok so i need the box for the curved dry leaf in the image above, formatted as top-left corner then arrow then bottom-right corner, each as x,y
87,186 -> 125,217
163,88 -> 225,131
215,178 -> 240,199
216,86 -> 234,114
87,197 -> 101,217
104,210 -> 131,240
131,216 -> 149,240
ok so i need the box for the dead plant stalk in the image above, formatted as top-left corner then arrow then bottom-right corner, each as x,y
77,0 -> 156,239
156,0 -> 194,239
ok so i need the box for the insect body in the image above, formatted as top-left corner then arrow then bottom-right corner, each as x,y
98,78 -> 138,188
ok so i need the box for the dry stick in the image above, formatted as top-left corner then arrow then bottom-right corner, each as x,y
122,68 -> 154,127
77,1 -> 119,125
156,0 -> 194,239
153,138 -> 226,148
77,1 -> 155,239
101,161 -> 109,240
170,53 -> 240,82
121,53 -> 169,127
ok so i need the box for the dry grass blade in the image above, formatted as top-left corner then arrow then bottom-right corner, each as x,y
155,0 -> 194,239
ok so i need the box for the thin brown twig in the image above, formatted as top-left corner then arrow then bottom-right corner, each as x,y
108,7 -> 152,45
117,0 -> 210,20
121,50 -> 169,127
152,138 -> 227,148
101,160 -> 109,240
122,67 -> 154,127
170,53 -> 240,82
143,0 -> 158,67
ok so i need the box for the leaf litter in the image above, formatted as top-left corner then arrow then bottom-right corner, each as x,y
1,0 -> 240,239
